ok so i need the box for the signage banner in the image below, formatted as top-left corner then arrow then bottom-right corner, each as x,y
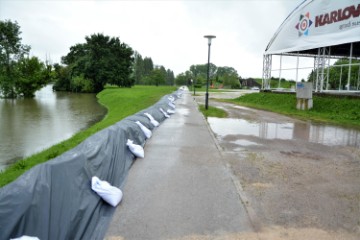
265,0 -> 360,54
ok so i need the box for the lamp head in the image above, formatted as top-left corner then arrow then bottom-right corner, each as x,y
204,35 -> 216,44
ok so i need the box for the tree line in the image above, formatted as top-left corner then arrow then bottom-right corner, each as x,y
6,19 -> 357,97
133,52 -> 175,86
307,59 -> 360,90
0,20 -> 175,98
175,63 -> 241,89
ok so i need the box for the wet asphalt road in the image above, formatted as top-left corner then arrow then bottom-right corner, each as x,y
106,89 -> 360,240
105,90 -> 254,240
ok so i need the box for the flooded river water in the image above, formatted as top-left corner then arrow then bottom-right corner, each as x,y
0,85 -> 107,171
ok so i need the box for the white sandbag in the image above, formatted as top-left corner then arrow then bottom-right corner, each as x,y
167,109 -> 176,114
135,121 -> 152,139
144,112 -> 159,127
159,108 -> 170,118
91,176 -> 123,207
168,96 -> 175,102
168,102 -> 176,109
10,236 -> 40,240
126,139 -> 144,158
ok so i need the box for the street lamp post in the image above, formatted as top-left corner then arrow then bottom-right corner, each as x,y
190,79 -> 193,94
204,35 -> 216,110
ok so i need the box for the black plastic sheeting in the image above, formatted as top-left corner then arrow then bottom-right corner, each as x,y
0,90 -> 182,240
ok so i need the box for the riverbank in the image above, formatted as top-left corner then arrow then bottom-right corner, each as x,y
0,85 -> 176,187
0,84 -> 107,171
224,92 -> 360,128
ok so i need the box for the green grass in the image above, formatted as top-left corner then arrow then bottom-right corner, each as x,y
0,85 -> 176,187
225,93 -> 360,127
198,105 -> 228,118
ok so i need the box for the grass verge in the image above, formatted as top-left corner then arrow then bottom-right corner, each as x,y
224,92 -> 360,128
198,104 -> 228,118
0,85 -> 176,187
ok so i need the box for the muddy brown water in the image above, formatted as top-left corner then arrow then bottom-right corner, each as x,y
0,85 -> 107,171
196,96 -> 360,239
208,114 -> 360,148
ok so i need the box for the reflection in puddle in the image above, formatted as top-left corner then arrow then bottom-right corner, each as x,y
177,108 -> 190,116
208,117 -> 360,148
231,139 -> 261,146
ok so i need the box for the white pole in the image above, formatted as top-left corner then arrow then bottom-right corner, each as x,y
278,55 -> 282,89
347,43 -> 353,91
315,48 -> 320,92
339,66 -> 343,91
357,66 -> 360,90
295,56 -> 299,82
320,48 -> 326,92
326,47 -> 331,90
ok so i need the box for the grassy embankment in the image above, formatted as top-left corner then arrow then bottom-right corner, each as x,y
0,85 -> 176,187
225,92 -> 360,128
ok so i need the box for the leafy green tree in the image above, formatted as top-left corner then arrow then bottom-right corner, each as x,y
175,73 -> 188,86
196,75 -> 205,87
166,69 -> 175,86
222,73 -> 240,89
141,75 -> 151,85
62,33 -> 134,92
189,65 -> 201,79
71,75 -> 94,93
0,20 -> 30,98
155,67 -> 166,86
216,66 -> 238,79
308,59 -> 360,90
158,66 -> 167,85
15,56 -> 50,97
190,63 -> 217,79
189,63 -> 217,86
183,64 -> 242,88
52,63 -> 71,91
131,53 -> 175,86
143,57 -> 154,77
133,51 -> 144,84
175,71 -> 192,86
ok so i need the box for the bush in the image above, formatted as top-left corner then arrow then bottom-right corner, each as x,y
71,76 -> 94,93
230,81 -> 240,89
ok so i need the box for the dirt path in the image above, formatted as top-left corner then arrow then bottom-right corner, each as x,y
196,95 -> 360,239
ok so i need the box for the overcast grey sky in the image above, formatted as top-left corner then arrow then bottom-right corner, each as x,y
0,0 -> 302,79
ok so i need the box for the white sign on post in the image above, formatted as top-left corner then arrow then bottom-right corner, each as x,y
296,82 -> 313,110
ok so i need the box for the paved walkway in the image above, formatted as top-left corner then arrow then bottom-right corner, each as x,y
105,90 -> 254,240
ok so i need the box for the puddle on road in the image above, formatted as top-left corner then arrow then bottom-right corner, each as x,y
231,139 -> 262,151
177,108 -> 190,116
231,139 -> 261,146
208,117 -> 360,148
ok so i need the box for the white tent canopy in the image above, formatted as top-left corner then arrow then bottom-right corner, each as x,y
266,0 -> 360,55
263,0 -> 360,92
